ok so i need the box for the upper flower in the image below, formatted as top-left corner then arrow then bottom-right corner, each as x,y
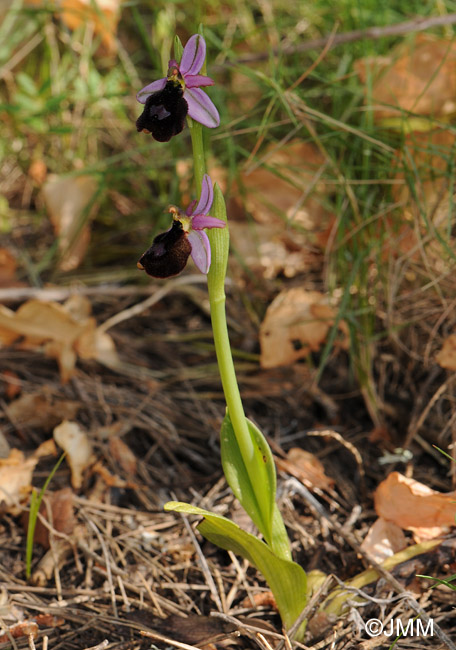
136,34 -> 220,142
137,174 -> 225,277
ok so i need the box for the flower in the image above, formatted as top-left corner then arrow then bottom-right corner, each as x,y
137,174 -> 225,277
136,34 -> 220,142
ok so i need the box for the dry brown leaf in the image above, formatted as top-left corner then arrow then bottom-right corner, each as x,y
390,130 -> 456,258
259,288 -> 348,368
53,420 -> 94,489
0,449 -> 37,512
360,517 -> 408,563
108,437 -> 137,476
1,369 -> 21,400
28,159 -> 47,185
6,393 -> 79,430
239,141 -> 328,227
0,299 -> 88,345
75,326 -> 120,368
23,487 -> 76,549
60,0 -> 121,54
228,141 -> 332,279
34,438 -> 58,459
0,297 -> 118,382
436,333 -> 456,370
0,621 -> 38,643
24,0 -> 120,54
42,174 -> 98,271
229,221 -> 319,279
276,447 -> 334,491
0,248 -> 18,287
374,471 -> 456,541
356,35 -> 456,120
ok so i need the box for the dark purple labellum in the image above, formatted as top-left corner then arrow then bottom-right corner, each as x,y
136,81 -> 188,142
137,220 -> 191,278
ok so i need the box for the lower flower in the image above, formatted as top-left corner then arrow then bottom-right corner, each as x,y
137,174 -> 225,278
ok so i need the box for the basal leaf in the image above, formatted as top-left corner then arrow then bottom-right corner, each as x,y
165,501 -> 307,639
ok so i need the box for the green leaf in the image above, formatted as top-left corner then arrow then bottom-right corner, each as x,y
165,501 -> 307,639
220,411 -> 290,559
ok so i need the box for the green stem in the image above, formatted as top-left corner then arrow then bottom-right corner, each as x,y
210,296 -> 255,463
189,117 -> 291,558
189,121 -> 256,474
189,120 -> 207,189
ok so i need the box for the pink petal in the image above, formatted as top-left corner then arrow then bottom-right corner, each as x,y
188,230 -> 211,273
185,74 -> 215,88
185,87 -> 220,128
192,215 -> 225,230
180,34 -> 206,76
192,174 -> 213,216
136,78 -> 167,104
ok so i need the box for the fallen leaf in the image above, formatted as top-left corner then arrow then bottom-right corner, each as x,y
92,460 -> 137,489
436,333 -> 456,370
75,325 -> 120,368
24,0 -> 121,55
277,447 -> 334,491
34,438 -> 59,459
28,159 -> 47,185
360,517 -> 408,563
386,129 -> 456,264
1,369 -> 21,400
238,141 -> 328,226
42,174 -> 98,271
59,0 -> 121,54
356,35 -> 456,121
0,621 -> 38,643
53,420 -> 94,490
22,487 -> 76,549
0,449 -> 37,512
34,614 -> 65,628
0,299 -> 88,345
0,248 -> 18,287
229,221 -> 320,279
6,393 -> 79,430
108,437 -> 137,476
240,592 -> 277,610
0,297 -> 118,382
374,472 -> 456,541
228,141 -> 332,279
259,288 -> 348,368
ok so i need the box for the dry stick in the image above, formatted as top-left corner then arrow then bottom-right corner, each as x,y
216,13 -> 456,68
179,515 -> 224,613
0,285 -> 160,302
289,479 -> 456,650
281,575 -> 335,649
403,377 -> 451,450
98,274 -> 211,334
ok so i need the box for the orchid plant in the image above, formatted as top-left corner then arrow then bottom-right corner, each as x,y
136,32 -> 308,640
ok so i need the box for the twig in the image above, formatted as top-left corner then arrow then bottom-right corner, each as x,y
179,514 -> 224,613
98,275 -> 211,333
281,574 -> 335,648
215,14 -> 456,69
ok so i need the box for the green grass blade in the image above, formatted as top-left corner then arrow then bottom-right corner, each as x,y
25,452 -> 66,580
